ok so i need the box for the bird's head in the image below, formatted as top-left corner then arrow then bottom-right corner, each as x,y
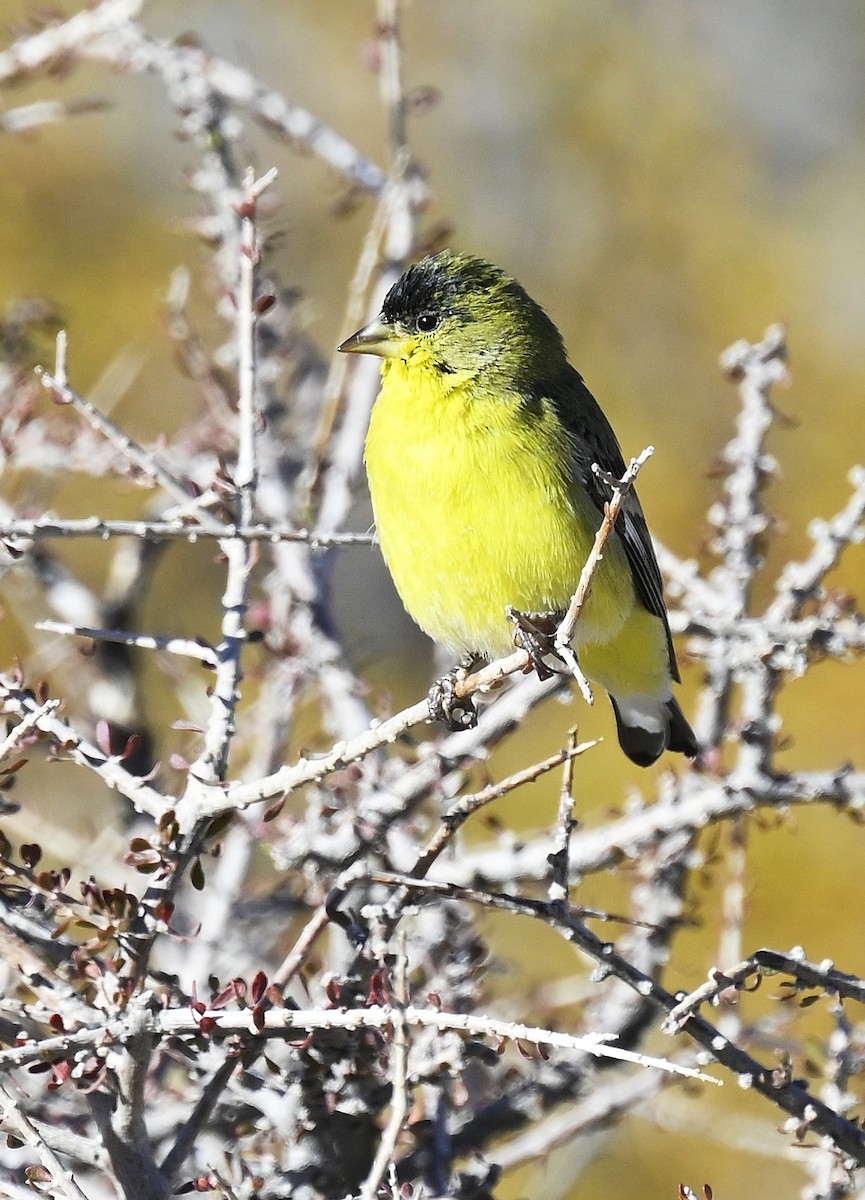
338,251 -> 567,390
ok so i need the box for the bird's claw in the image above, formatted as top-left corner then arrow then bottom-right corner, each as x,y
428,669 -> 478,731
507,607 -> 569,681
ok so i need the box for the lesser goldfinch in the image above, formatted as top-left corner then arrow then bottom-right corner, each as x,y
338,252 -> 697,766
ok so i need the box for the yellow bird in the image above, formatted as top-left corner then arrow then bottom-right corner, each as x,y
339,252 -> 697,766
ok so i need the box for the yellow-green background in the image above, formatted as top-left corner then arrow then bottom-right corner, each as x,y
1,2 -> 865,1196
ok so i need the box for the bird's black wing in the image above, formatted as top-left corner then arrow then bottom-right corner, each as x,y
555,368 -> 679,681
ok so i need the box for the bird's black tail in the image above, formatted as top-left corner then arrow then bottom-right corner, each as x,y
610,694 -> 699,768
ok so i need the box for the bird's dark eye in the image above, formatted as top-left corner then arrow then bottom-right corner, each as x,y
416,311 -> 439,333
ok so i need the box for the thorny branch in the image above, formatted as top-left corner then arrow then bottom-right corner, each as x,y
0,1001 -> 714,1084
0,4 -> 863,1200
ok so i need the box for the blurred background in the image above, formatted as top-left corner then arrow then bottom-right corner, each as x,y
1,1 -> 865,1196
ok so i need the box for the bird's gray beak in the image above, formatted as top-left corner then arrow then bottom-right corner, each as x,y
338,316 -> 407,359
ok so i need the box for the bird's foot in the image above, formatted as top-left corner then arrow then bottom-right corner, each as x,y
428,657 -> 481,731
507,607 -> 569,681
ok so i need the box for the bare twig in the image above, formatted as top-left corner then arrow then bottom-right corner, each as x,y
491,1066 -> 668,1171
413,737 -> 596,883
444,767 -> 865,886
0,4 -> 385,193
766,462 -> 865,624
36,620 -> 219,666
0,1003 -> 716,1084
359,931 -> 410,1200
548,728 -> 581,906
0,1079 -> 91,1200
0,696 -> 60,763
179,167 -> 275,813
553,445 -> 655,701
160,1057 -> 240,1182
219,647 -> 539,812
0,670 -> 166,818
0,96 -> 109,133
272,861 -> 369,989
37,347 -> 213,521
664,947 -> 865,1034
0,516 -> 372,546
88,1000 -> 167,1200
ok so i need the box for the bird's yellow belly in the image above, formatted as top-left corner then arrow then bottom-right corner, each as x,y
365,368 -> 636,660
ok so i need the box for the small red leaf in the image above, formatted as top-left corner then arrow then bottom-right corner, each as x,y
95,719 -> 113,756
251,971 -> 267,1004
119,733 -> 141,761
21,842 -> 42,868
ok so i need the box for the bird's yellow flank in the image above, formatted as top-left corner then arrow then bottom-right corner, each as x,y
339,252 -> 697,767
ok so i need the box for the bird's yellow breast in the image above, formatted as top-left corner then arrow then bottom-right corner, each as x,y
364,358 -> 636,658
